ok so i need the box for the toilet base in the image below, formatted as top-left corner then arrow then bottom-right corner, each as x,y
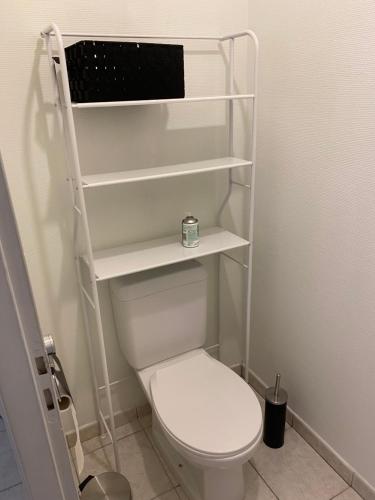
151,415 -> 246,500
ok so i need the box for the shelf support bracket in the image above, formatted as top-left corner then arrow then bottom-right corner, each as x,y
220,252 -> 248,270
230,180 -> 251,189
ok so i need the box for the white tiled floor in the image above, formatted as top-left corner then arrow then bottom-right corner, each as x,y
0,417 -> 25,500
77,395 -> 363,500
0,405 -> 365,500
251,428 -> 347,500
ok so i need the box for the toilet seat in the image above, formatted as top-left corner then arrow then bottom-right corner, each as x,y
150,350 -> 262,460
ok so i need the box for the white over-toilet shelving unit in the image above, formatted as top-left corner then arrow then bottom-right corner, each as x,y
41,23 -> 259,471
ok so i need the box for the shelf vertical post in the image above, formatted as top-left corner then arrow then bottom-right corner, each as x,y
228,37 -> 235,157
43,24 -> 120,471
218,37 -> 236,365
244,31 -> 259,384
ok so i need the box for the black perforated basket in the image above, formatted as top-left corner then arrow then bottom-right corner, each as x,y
63,40 -> 185,103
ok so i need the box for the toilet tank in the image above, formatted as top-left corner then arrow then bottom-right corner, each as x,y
110,260 -> 207,370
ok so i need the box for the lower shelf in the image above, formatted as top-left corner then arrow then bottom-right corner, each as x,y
85,227 -> 249,281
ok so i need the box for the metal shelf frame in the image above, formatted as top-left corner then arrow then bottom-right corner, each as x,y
41,22 -> 259,473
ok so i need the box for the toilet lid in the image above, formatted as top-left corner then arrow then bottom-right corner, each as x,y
150,351 -> 262,457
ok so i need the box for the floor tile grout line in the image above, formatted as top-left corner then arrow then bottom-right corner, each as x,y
149,485 -> 177,500
82,426 -> 144,456
248,459 -> 280,500
174,486 -> 185,500
0,482 -> 22,494
329,485 -> 352,499
80,414 -> 151,456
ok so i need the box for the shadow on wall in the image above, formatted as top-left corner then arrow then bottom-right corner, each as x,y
23,39 -> 92,412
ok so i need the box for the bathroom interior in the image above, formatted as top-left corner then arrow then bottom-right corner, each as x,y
0,1 -> 374,500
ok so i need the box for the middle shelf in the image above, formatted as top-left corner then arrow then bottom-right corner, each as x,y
81,157 -> 252,188
84,226 -> 249,281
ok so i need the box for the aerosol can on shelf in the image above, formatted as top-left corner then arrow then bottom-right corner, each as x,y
182,213 -> 199,248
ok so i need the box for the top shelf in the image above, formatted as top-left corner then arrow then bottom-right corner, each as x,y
42,28 -> 256,43
71,94 -> 254,109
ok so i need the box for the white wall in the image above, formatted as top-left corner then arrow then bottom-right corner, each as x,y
249,0 -> 375,487
0,1 -> 250,428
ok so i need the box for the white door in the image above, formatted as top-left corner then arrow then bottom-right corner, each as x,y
0,154 -> 79,500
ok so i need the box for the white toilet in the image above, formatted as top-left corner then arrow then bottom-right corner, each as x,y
110,260 -> 263,500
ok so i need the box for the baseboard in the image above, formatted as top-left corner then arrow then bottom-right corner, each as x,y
65,405 -> 143,448
352,472 -> 375,500
247,368 -> 375,500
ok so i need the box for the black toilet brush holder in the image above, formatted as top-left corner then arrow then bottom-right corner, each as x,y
263,373 -> 288,449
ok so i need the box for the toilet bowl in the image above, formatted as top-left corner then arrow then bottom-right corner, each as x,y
110,261 -> 263,500
138,349 -> 262,500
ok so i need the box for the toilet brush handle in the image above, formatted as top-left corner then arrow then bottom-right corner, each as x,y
274,373 -> 281,402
